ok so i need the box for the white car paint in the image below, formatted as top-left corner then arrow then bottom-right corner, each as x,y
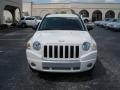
101,19 -> 116,27
19,16 -> 41,27
112,23 -> 120,30
26,14 -> 97,73
107,20 -> 120,30
94,21 -> 101,25
94,18 -> 112,26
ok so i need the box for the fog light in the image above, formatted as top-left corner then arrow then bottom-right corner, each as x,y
26,43 -> 31,49
87,63 -> 92,67
31,62 -> 36,67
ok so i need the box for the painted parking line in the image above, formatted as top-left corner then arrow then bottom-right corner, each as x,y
0,51 -> 4,53
6,33 -> 33,36
0,34 -> 33,41
0,39 -> 26,41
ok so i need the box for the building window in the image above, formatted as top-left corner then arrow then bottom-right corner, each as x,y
92,10 -> 102,22
105,10 -> 115,18
79,10 -> 89,17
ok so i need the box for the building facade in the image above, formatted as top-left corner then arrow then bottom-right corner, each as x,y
0,0 -> 22,24
23,2 -> 120,21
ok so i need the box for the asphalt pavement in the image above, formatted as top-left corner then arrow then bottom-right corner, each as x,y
0,27 -> 120,90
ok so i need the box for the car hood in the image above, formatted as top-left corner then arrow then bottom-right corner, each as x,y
31,30 -> 92,44
36,20 -> 42,23
103,21 -> 109,24
108,22 -> 118,25
108,22 -> 116,24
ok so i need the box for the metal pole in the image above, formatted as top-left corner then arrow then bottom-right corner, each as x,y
31,0 -> 32,16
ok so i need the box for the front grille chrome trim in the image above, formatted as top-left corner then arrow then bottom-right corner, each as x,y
43,44 -> 81,60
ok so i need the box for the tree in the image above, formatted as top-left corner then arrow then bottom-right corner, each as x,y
61,11 -> 66,14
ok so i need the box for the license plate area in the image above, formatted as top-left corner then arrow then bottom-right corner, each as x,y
42,62 -> 80,70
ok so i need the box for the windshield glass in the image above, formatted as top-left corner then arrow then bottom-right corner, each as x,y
39,17 -> 85,31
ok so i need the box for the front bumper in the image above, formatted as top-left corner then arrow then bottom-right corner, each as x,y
109,27 -> 120,30
26,50 -> 97,73
113,27 -> 120,30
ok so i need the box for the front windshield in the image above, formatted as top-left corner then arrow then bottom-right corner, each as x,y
39,17 -> 85,31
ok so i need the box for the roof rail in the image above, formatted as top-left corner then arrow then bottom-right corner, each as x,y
44,13 -> 51,18
70,9 -> 82,18
72,13 -> 83,18
43,12 -> 83,19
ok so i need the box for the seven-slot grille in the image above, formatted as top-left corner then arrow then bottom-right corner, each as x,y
44,45 -> 80,59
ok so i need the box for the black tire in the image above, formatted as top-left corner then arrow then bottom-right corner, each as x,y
29,65 -> 38,73
116,29 -> 120,32
21,23 -> 26,28
85,66 -> 95,75
84,19 -> 89,23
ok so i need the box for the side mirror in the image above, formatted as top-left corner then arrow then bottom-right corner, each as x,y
87,25 -> 93,31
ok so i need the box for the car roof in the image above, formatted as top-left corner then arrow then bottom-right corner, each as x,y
46,14 -> 79,18
22,16 -> 35,18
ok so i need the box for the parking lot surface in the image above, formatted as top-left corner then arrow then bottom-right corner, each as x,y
0,27 -> 120,90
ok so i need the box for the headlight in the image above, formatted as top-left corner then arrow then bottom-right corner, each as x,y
33,41 -> 41,50
82,42 -> 91,51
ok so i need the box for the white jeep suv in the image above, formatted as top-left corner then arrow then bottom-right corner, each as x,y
26,14 -> 97,73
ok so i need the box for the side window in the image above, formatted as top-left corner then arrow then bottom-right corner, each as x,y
31,17 -> 35,20
113,19 -> 117,22
25,17 -> 31,20
25,17 -> 35,20
21,17 -> 24,20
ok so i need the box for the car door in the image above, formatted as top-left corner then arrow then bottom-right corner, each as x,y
31,17 -> 38,26
25,17 -> 33,26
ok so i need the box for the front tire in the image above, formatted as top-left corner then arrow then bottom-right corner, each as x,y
85,66 -> 95,75
29,65 -> 37,73
21,23 -> 26,28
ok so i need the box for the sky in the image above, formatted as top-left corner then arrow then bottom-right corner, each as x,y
23,0 -> 120,3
